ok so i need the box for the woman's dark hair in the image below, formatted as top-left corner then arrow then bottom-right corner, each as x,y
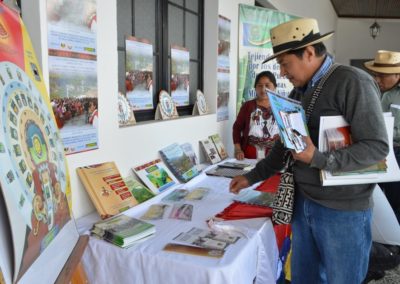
254,71 -> 277,88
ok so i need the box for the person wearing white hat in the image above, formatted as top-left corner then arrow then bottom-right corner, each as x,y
230,18 -> 389,283
365,50 -> 400,223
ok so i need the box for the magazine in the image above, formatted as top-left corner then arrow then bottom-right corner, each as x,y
141,204 -> 169,220
169,204 -> 193,221
172,227 -> 240,250
163,243 -> 225,258
209,134 -> 228,160
267,90 -> 308,153
319,115 -> 400,185
123,176 -> 155,203
218,161 -> 252,170
233,189 -> 275,207
133,159 -> 179,194
205,166 -> 249,178
185,187 -> 209,201
162,189 -> 189,202
159,143 -> 199,182
199,139 -> 221,164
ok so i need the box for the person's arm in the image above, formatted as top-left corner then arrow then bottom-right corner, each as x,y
381,92 -> 392,112
230,140 -> 286,193
310,72 -> 389,172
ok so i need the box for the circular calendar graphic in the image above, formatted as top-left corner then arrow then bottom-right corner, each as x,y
118,93 -> 135,125
159,90 -> 175,118
0,61 -> 71,235
196,90 -> 208,114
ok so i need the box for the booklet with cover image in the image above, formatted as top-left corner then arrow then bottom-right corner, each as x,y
267,90 -> 308,153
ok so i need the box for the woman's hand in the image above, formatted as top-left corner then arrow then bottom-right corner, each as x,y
229,176 -> 249,194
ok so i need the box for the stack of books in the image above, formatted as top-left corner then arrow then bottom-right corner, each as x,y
91,214 -> 156,248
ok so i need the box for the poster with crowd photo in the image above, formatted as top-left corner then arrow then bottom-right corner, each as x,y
237,4 -> 296,113
217,15 -> 231,122
0,3 -> 79,283
170,45 -> 190,106
125,36 -> 154,112
47,0 -> 98,154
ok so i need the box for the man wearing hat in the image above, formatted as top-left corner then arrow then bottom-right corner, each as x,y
365,50 -> 400,222
230,18 -> 389,283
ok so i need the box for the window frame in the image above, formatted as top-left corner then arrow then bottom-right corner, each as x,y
117,0 -> 204,122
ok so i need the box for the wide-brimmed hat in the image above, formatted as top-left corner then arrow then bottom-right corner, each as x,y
262,18 -> 334,64
364,50 -> 400,74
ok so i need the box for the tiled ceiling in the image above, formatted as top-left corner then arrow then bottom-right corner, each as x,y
330,0 -> 400,19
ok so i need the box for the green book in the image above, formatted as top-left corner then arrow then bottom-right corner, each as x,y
124,176 -> 155,203
92,214 -> 156,248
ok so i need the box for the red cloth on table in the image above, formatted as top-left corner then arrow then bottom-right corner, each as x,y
214,174 -> 281,220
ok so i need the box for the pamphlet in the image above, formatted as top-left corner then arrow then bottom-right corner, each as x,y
141,204 -> 169,220
267,90 -> 308,153
169,204 -> 193,221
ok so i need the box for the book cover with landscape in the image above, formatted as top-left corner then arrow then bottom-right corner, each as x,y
91,214 -> 155,248
123,176 -> 155,203
133,159 -> 178,194
209,134 -> 228,160
160,143 -> 199,182
77,162 -> 138,219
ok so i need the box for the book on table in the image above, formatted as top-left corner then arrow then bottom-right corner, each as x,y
205,166 -> 250,178
267,90 -> 309,153
123,176 -> 156,203
199,139 -> 221,164
132,159 -> 179,194
159,143 -> 200,182
91,214 -> 155,248
180,142 -> 200,167
218,161 -> 253,170
319,114 -> 400,186
76,162 -> 138,219
233,189 -> 275,207
209,134 -> 228,160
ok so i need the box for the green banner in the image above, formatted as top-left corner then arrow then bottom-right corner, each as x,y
237,4 -> 297,113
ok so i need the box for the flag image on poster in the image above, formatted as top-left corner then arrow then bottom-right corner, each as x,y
170,45 -> 190,106
217,15 -> 231,122
47,0 -> 98,154
0,3 -> 79,283
237,4 -> 296,113
125,36 -> 154,112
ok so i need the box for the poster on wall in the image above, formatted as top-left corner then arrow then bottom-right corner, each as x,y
217,69 -> 230,121
170,45 -> 190,106
47,0 -> 98,154
217,15 -> 231,122
0,3 -> 79,283
125,36 -> 154,112
237,4 -> 296,113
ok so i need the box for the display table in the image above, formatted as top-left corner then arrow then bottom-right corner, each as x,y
77,167 -> 279,284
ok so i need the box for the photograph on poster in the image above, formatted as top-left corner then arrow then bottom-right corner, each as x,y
170,45 -> 190,106
47,0 -> 99,154
125,36 -> 154,112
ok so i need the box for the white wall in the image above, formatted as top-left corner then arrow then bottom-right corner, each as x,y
268,0 -> 337,56
24,0 -> 220,219
335,18 -> 400,65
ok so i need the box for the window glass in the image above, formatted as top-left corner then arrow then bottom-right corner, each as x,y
168,5 -> 184,48
134,0 -> 156,44
185,12 -> 198,59
186,0 -> 198,12
117,1 -> 133,47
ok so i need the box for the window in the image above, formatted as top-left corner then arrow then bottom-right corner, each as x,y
117,0 -> 204,122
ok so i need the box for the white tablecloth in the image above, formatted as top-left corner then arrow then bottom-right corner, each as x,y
77,169 -> 279,284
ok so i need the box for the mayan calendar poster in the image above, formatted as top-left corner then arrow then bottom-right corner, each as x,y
0,3 -> 79,283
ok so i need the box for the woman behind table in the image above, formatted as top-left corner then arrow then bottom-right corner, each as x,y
233,71 -> 280,160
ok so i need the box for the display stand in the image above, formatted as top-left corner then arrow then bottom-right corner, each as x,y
192,90 -> 208,115
155,90 -> 179,120
55,235 -> 89,284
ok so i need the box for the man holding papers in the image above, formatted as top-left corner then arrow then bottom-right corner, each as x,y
364,50 -> 400,222
230,18 -> 389,284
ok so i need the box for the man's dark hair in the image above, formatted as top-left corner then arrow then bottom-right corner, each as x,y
254,71 -> 277,88
287,42 -> 327,59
